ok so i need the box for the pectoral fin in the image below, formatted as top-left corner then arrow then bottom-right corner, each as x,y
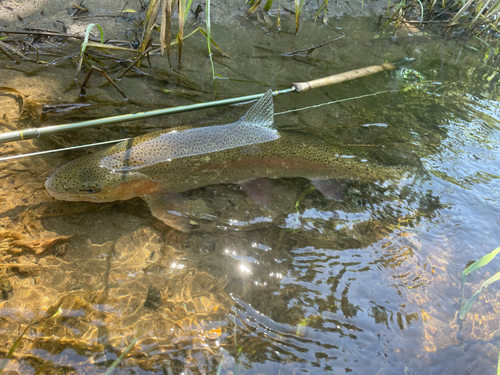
239,178 -> 274,208
143,194 -> 216,232
310,179 -> 347,200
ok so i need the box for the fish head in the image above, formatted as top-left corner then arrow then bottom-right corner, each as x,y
45,151 -> 159,203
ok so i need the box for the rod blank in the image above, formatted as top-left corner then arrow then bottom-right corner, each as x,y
0,89 -> 293,144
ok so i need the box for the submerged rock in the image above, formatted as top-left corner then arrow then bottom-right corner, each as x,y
144,285 -> 162,310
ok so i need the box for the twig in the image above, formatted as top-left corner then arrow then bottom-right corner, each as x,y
40,52 -> 79,67
282,35 -> 345,56
0,29 -> 101,41
69,0 -> 87,17
427,2 -> 456,21
37,40 -> 73,51
115,46 -> 153,79
72,3 -> 89,12
0,41 -> 17,62
146,46 -> 152,67
0,40 -> 35,61
403,20 -> 449,23
80,65 -> 128,99
130,66 -> 149,75
72,14 -> 126,19
85,41 -> 139,53
88,50 -> 134,62
0,29 -> 134,46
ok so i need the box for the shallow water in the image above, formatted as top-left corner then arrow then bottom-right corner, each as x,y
1,7 -> 500,375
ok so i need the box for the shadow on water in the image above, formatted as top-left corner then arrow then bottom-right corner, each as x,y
1,4 -> 500,374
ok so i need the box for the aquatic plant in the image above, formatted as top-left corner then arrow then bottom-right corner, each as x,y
458,245 -> 500,375
66,2 -> 226,99
383,0 -> 500,35
247,0 -> 304,32
206,0 -> 216,79
75,23 -> 104,78
104,332 -> 141,375
142,0 -> 223,69
0,325 -> 29,374
458,245 -> 500,320
246,0 -> 499,33
314,0 -> 330,24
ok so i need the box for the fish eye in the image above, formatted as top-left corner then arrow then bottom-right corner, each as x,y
79,183 -> 102,194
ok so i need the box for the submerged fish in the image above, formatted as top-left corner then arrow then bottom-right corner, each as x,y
46,90 -> 410,230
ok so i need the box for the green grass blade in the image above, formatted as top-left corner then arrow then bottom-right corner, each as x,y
75,23 -> 104,79
463,246 -> 500,277
472,0 -> 491,23
460,245 -> 500,309
428,0 -> 437,13
81,23 -> 104,54
184,0 -> 195,22
322,0 -> 329,24
216,355 -> 225,375
246,0 -> 262,16
313,0 -> 328,24
34,360 -> 51,375
205,33 -> 225,55
459,271 -> 500,319
5,325 -> 29,359
206,0 -> 215,80
449,0 -> 475,25
169,27 -> 225,57
485,0 -> 500,18
294,0 -> 298,33
263,0 -> 273,11
277,0 -> 281,29
314,2 -> 325,21
416,0 -> 424,27
0,325 -> 30,374
498,347 -> 500,375
104,334 -> 140,375
0,359 -> 7,372
206,0 -> 211,41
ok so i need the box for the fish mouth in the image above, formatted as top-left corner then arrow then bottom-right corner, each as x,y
45,177 -> 101,203
45,187 -> 102,203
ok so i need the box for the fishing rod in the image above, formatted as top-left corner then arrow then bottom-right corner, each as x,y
0,61 -> 404,145
0,89 -> 400,162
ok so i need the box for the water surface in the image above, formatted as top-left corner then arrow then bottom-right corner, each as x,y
1,9 -> 500,375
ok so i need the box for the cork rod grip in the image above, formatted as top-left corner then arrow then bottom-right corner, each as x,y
292,62 -> 396,92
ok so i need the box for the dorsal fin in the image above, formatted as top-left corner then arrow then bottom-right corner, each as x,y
240,90 -> 275,128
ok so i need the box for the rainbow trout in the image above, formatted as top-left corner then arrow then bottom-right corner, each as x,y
46,90 -> 408,230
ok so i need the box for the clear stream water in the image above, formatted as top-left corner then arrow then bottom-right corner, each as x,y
1,8 -> 500,375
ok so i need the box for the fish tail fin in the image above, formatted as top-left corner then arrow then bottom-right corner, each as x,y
241,90 -> 275,128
